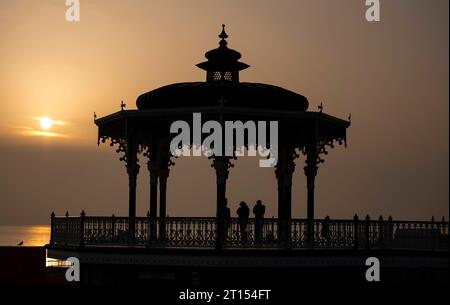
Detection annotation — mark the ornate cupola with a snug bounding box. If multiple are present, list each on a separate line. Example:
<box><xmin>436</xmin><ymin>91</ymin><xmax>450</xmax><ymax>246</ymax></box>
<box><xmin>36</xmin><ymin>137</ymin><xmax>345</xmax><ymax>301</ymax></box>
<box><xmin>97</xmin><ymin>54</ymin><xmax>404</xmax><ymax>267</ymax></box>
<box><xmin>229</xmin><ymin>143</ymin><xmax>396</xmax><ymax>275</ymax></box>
<box><xmin>136</xmin><ymin>24</ymin><xmax>309</xmax><ymax>111</ymax></box>
<box><xmin>196</xmin><ymin>24</ymin><xmax>250</xmax><ymax>83</ymax></box>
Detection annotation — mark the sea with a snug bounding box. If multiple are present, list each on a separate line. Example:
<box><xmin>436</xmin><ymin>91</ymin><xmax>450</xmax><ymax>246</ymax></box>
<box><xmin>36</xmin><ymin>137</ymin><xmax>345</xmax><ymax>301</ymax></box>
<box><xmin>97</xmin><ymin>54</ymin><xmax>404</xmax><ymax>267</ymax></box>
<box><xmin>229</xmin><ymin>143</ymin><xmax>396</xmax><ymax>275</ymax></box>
<box><xmin>0</xmin><ymin>225</ymin><xmax>50</xmax><ymax>246</ymax></box>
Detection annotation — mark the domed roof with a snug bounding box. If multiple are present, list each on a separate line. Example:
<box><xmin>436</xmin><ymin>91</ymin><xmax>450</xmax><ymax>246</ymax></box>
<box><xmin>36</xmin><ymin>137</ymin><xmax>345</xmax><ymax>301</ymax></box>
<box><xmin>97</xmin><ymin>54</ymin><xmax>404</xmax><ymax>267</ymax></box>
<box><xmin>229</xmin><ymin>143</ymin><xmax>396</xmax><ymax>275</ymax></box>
<box><xmin>136</xmin><ymin>82</ymin><xmax>309</xmax><ymax>111</ymax></box>
<box><xmin>136</xmin><ymin>25</ymin><xmax>309</xmax><ymax>111</ymax></box>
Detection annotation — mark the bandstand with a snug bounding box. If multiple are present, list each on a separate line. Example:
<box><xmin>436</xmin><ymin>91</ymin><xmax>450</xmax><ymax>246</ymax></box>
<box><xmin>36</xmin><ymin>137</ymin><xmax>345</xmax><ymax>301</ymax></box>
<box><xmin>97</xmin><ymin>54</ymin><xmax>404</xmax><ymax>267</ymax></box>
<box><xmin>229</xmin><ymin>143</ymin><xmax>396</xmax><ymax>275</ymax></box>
<box><xmin>47</xmin><ymin>26</ymin><xmax>449</xmax><ymax>287</ymax></box>
<box><xmin>88</xmin><ymin>25</ymin><xmax>348</xmax><ymax>248</ymax></box>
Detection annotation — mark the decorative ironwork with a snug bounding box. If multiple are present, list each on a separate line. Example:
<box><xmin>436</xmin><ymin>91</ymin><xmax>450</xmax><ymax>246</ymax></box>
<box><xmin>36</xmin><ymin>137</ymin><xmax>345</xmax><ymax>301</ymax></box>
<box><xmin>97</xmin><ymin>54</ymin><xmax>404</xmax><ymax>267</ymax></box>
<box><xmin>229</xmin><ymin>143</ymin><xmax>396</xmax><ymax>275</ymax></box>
<box><xmin>316</xmin><ymin>138</ymin><xmax>345</xmax><ymax>164</ymax></box>
<box><xmin>301</xmin><ymin>137</ymin><xmax>346</xmax><ymax>166</ymax></box>
<box><xmin>100</xmin><ymin>136</ymin><xmax>128</xmax><ymax>163</ymax></box>
<box><xmin>99</xmin><ymin>136</ymin><xmax>142</xmax><ymax>173</ymax></box>
<box><xmin>50</xmin><ymin>215</ymin><xmax>449</xmax><ymax>251</ymax></box>
<box><xmin>141</xmin><ymin>142</ymin><xmax>176</xmax><ymax>169</ymax></box>
<box><xmin>210</xmin><ymin>156</ymin><xmax>235</xmax><ymax>184</ymax></box>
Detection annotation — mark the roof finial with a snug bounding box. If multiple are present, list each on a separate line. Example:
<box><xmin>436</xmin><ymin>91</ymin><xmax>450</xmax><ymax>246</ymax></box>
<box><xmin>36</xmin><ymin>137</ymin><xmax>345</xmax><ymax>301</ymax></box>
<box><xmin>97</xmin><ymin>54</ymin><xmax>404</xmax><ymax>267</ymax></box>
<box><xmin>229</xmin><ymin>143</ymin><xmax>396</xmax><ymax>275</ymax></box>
<box><xmin>219</xmin><ymin>24</ymin><xmax>228</xmax><ymax>39</ymax></box>
<box><xmin>219</xmin><ymin>24</ymin><xmax>228</xmax><ymax>48</ymax></box>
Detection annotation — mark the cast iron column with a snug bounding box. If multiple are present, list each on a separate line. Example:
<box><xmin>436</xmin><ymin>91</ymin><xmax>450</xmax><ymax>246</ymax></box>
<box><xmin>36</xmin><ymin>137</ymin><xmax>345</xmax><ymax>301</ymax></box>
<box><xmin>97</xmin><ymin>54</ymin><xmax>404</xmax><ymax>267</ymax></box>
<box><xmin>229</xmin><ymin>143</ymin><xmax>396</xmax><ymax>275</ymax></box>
<box><xmin>147</xmin><ymin>141</ymin><xmax>159</xmax><ymax>219</ymax></box>
<box><xmin>159</xmin><ymin>166</ymin><xmax>170</xmax><ymax>240</ymax></box>
<box><xmin>304</xmin><ymin>142</ymin><xmax>318</xmax><ymax>245</ymax></box>
<box><xmin>147</xmin><ymin>159</ymin><xmax>158</xmax><ymax>241</ymax></box>
<box><xmin>275</xmin><ymin>146</ymin><xmax>295</xmax><ymax>245</ymax></box>
<box><xmin>213</xmin><ymin>156</ymin><xmax>231</xmax><ymax>249</ymax></box>
<box><xmin>159</xmin><ymin>168</ymin><xmax>169</xmax><ymax>219</ymax></box>
<box><xmin>148</xmin><ymin>162</ymin><xmax>158</xmax><ymax>219</ymax></box>
<box><xmin>126</xmin><ymin>137</ymin><xmax>139</xmax><ymax>242</ymax></box>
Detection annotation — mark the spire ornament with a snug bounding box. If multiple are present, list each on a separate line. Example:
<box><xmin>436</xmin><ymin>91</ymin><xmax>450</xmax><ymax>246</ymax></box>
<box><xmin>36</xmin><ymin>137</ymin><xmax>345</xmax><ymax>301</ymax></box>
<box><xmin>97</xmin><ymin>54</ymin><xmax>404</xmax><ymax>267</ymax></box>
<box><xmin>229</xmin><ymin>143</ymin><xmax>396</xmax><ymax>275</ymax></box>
<box><xmin>219</xmin><ymin>24</ymin><xmax>228</xmax><ymax>48</ymax></box>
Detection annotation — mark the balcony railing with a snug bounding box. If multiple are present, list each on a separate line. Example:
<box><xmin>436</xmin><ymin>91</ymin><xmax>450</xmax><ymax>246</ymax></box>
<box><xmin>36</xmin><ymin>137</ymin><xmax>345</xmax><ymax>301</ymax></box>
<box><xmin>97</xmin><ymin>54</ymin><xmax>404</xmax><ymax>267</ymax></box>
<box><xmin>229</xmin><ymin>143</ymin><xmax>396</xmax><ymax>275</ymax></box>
<box><xmin>50</xmin><ymin>215</ymin><xmax>449</xmax><ymax>250</ymax></box>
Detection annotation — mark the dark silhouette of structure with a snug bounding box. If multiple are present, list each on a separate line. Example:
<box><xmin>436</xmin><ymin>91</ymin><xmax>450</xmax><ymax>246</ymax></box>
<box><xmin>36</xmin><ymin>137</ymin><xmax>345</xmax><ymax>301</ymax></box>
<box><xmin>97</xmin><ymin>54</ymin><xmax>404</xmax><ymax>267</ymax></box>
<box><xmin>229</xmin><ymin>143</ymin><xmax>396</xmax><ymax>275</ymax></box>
<box><xmin>90</xmin><ymin>24</ymin><xmax>349</xmax><ymax>247</ymax></box>
<box><xmin>46</xmin><ymin>25</ymin><xmax>449</xmax><ymax>287</ymax></box>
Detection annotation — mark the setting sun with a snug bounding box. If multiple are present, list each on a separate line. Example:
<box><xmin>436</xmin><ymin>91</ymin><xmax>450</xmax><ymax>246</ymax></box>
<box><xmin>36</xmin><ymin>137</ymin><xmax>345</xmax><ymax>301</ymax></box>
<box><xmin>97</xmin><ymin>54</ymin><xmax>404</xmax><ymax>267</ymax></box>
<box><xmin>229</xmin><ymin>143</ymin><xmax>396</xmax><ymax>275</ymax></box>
<box><xmin>39</xmin><ymin>117</ymin><xmax>53</xmax><ymax>130</ymax></box>
<box><xmin>14</xmin><ymin>117</ymin><xmax>70</xmax><ymax>138</ymax></box>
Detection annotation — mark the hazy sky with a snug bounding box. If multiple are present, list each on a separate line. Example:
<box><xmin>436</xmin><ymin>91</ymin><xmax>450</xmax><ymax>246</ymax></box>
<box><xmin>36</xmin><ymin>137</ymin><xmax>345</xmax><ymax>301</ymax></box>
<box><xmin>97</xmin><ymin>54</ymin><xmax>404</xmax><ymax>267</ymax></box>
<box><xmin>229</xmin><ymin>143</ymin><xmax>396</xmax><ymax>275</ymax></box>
<box><xmin>0</xmin><ymin>0</ymin><xmax>448</xmax><ymax>225</ymax></box>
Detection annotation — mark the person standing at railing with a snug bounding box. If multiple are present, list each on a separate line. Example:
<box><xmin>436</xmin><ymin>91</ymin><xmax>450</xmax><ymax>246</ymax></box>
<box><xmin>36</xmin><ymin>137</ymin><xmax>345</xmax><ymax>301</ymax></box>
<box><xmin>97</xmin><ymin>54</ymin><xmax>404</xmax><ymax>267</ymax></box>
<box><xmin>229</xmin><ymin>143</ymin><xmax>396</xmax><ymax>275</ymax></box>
<box><xmin>321</xmin><ymin>216</ymin><xmax>331</xmax><ymax>245</ymax></box>
<box><xmin>253</xmin><ymin>200</ymin><xmax>266</xmax><ymax>243</ymax></box>
<box><xmin>237</xmin><ymin>201</ymin><xmax>250</xmax><ymax>243</ymax></box>
<box><xmin>222</xmin><ymin>198</ymin><xmax>232</xmax><ymax>241</ymax></box>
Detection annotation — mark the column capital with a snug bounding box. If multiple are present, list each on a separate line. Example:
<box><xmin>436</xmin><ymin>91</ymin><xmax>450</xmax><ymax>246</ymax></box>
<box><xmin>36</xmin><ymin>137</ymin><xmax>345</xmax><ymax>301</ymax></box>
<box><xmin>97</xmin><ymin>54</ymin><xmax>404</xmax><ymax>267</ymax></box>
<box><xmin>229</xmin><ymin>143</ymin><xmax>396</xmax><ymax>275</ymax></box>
<box><xmin>147</xmin><ymin>160</ymin><xmax>161</xmax><ymax>186</ymax></box>
<box><xmin>147</xmin><ymin>151</ymin><xmax>174</xmax><ymax>183</ymax></box>
<box><xmin>212</xmin><ymin>156</ymin><xmax>233</xmax><ymax>184</ymax></box>
<box><xmin>275</xmin><ymin>160</ymin><xmax>296</xmax><ymax>187</ymax></box>
<box><xmin>303</xmin><ymin>141</ymin><xmax>319</xmax><ymax>180</ymax></box>
<box><xmin>126</xmin><ymin>163</ymin><xmax>140</xmax><ymax>175</ymax></box>
<box><xmin>303</xmin><ymin>163</ymin><xmax>318</xmax><ymax>178</ymax></box>
<box><xmin>147</xmin><ymin>159</ymin><xmax>160</xmax><ymax>172</ymax></box>
<box><xmin>275</xmin><ymin>146</ymin><xmax>297</xmax><ymax>187</ymax></box>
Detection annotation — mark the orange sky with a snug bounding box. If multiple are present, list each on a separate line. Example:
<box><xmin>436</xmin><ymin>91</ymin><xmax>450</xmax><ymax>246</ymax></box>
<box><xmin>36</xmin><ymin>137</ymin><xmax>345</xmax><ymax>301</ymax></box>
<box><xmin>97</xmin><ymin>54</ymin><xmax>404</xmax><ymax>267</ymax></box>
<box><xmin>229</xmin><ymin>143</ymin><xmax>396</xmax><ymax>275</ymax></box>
<box><xmin>0</xmin><ymin>0</ymin><xmax>448</xmax><ymax>224</ymax></box>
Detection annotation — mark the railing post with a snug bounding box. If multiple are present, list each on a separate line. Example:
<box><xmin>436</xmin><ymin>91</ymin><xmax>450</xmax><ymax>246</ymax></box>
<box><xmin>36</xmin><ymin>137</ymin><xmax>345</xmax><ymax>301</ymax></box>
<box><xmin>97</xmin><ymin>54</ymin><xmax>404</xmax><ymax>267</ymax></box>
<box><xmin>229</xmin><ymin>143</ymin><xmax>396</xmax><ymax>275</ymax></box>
<box><xmin>159</xmin><ymin>217</ymin><xmax>166</xmax><ymax>242</ymax></box>
<box><xmin>271</xmin><ymin>217</ymin><xmax>275</xmax><ymax>245</ymax></box>
<box><xmin>429</xmin><ymin>216</ymin><xmax>436</xmax><ymax>250</ymax></box>
<box><xmin>50</xmin><ymin>212</ymin><xmax>55</xmax><ymax>245</ymax></box>
<box><xmin>111</xmin><ymin>214</ymin><xmax>116</xmax><ymax>243</ymax></box>
<box><xmin>365</xmin><ymin>214</ymin><xmax>370</xmax><ymax>250</ymax></box>
<box><xmin>378</xmin><ymin>215</ymin><xmax>384</xmax><ymax>248</ymax></box>
<box><xmin>353</xmin><ymin>214</ymin><xmax>359</xmax><ymax>250</ymax></box>
<box><xmin>388</xmin><ymin>216</ymin><xmax>393</xmax><ymax>245</ymax></box>
<box><xmin>147</xmin><ymin>211</ymin><xmax>156</xmax><ymax>243</ymax></box>
<box><xmin>323</xmin><ymin>216</ymin><xmax>331</xmax><ymax>246</ymax></box>
<box><xmin>442</xmin><ymin>216</ymin><xmax>447</xmax><ymax>236</ymax></box>
<box><xmin>307</xmin><ymin>219</ymin><xmax>314</xmax><ymax>247</ymax></box>
<box><xmin>442</xmin><ymin>217</ymin><xmax>448</xmax><ymax>242</ymax></box>
<box><xmin>80</xmin><ymin>210</ymin><xmax>86</xmax><ymax>247</ymax></box>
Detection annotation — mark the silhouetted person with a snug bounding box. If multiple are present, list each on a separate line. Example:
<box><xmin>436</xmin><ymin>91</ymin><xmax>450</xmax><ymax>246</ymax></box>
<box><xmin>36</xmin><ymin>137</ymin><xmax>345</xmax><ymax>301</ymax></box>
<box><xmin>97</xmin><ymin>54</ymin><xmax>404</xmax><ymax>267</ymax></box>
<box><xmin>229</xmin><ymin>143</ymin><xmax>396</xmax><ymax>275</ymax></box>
<box><xmin>237</xmin><ymin>201</ymin><xmax>250</xmax><ymax>242</ymax></box>
<box><xmin>253</xmin><ymin>200</ymin><xmax>266</xmax><ymax>242</ymax></box>
<box><xmin>222</xmin><ymin>198</ymin><xmax>231</xmax><ymax>241</ymax></box>
<box><xmin>321</xmin><ymin>216</ymin><xmax>331</xmax><ymax>244</ymax></box>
